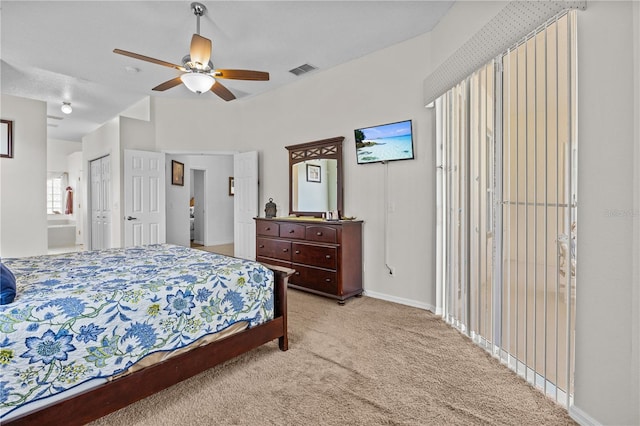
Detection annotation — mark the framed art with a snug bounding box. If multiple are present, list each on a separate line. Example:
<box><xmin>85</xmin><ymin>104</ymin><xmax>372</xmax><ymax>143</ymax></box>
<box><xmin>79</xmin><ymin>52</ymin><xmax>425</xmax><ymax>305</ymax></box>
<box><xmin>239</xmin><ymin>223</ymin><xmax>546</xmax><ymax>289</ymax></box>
<box><xmin>172</xmin><ymin>160</ymin><xmax>184</xmax><ymax>186</ymax></box>
<box><xmin>1</xmin><ymin>119</ymin><xmax>14</xmax><ymax>158</ymax></box>
<box><xmin>229</xmin><ymin>177</ymin><xmax>235</xmax><ymax>196</ymax></box>
<box><xmin>306</xmin><ymin>164</ymin><xmax>321</xmax><ymax>183</ymax></box>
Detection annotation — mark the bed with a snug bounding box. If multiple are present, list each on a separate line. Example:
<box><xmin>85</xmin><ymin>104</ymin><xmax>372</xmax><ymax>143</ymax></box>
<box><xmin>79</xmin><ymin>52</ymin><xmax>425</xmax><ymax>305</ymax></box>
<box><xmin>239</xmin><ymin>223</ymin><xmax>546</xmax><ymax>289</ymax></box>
<box><xmin>0</xmin><ymin>244</ymin><xmax>292</xmax><ymax>425</ymax></box>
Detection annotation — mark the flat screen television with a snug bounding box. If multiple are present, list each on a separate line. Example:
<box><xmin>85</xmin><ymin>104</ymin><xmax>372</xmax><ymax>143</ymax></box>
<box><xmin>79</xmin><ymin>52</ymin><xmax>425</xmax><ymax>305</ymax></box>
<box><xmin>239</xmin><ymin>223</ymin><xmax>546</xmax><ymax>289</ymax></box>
<box><xmin>354</xmin><ymin>119</ymin><xmax>414</xmax><ymax>164</ymax></box>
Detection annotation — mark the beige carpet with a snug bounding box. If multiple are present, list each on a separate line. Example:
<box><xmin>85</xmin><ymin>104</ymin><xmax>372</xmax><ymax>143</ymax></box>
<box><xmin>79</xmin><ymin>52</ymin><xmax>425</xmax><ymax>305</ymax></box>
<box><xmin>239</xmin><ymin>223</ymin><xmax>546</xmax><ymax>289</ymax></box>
<box><xmin>91</xmin><ymin>290</ymin><xmax>575</xmax><ymax>425</ymax></box>
<box><xmin>195</xmin><ymin>243</ymin><xmax>234</xmax><ymax>257</ymax></box>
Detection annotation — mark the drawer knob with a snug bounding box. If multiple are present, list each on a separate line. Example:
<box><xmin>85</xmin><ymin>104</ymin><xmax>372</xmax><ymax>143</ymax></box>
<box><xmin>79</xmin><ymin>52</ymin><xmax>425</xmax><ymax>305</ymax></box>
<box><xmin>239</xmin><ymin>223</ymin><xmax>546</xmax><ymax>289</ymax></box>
<box><xmin>325</xmin><ymin>278</ymin><xmax>331</xmax><ymax>282</ymax></box>
<box><xmin>282</xmin><ymin>248</ymin><xmax>289</xmax><ymax>252</ymax></box>
<box><xmin>289</xmin><ymin>229</ymin><xmax>295</xmax><ymax>234</ymax></box>
<box><xmin>295</xmin><ymin>272</ymin><xmax>300</xmax><ymax>276</ymax></box>
<box><xmin>295</xmin><ymin>250</ymin><xmax>300</xmax><ymax>254</ymax></box>
<box><xmin>325</xmin><ymin>255</ymin><xmax>331</xmax><ymax>259</ymax></box>
<box><xmin>316</xmin><ymin>232</ymin><xmax>323</xmax><ymax>236</ymax></box>
<box><xmin>259</xmin><ymin>244</ymin><xmax>265</xmax><ymax>248</ymax></box>
<box><xmin>265</xmin><ymin>227</ymin><xmax>271</xmax><ymax>231</ymax></box>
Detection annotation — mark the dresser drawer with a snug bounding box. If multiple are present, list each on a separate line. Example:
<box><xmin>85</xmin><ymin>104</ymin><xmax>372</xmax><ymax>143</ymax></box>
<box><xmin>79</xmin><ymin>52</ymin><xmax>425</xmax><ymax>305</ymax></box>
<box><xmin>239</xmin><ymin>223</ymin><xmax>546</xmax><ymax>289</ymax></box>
<box><xmin>256</xmin><ymin>238</ymin><xmax>292</xmax><ymax>261</ymax></box>
<box><xmin>256</xmin><ymin>256</ymin><xmax>292</xmax><ymax>270</ymax></box>
<box><xmin>256</xmin><ymin>222</ymin><xmax>280</xmax><ymax>237</ymax></box>
<box><xmin>292</xmin><ymin>243</ymin><xmax>337</xmax><ymax>270</ymax></box>
<box><xmin>290</xmin><ymin>264</ymin><xmax>338</xmax><ymax>295</ymax></box>
<box><xmin>306</xmin><ymin>225</ymin><xmax>338</xmax><ymax>243</ymax></box>
<box><xmin>279</xmin><ymin>223</ymin><xmax>305</xmax><ymax>239</ymax></box>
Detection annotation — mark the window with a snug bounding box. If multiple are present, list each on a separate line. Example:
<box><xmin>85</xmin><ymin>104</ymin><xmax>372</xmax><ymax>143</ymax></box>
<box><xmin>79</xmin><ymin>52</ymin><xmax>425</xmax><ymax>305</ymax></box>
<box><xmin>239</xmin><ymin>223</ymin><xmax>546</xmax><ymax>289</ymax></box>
<box><xmin>47</xmin><ymin>176</ymin><xmax>64</xmax><ymax>214</ymax></box>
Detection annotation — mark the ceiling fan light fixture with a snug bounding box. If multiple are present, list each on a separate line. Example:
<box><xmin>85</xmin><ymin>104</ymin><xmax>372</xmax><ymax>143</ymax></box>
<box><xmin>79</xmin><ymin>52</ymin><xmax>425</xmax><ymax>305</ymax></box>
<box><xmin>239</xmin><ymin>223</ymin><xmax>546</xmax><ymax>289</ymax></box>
<box><xmin>181</xmin><ymin>73</ymin><xmax>214</xmax><ymax>94</ymax></box>
<box><xmin>61</xmin><ymin>102</ymin><xmax>72</xmax><ymax>114</ymax></box>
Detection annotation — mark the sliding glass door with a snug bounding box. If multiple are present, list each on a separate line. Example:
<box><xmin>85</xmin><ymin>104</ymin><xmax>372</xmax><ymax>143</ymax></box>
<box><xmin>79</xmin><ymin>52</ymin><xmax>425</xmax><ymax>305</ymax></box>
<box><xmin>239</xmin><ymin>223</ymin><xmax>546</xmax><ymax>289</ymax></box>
<box><xmin>438</xmin><ymin>11</ymin><xmax>577</xmax><ymax>408</ymax></box>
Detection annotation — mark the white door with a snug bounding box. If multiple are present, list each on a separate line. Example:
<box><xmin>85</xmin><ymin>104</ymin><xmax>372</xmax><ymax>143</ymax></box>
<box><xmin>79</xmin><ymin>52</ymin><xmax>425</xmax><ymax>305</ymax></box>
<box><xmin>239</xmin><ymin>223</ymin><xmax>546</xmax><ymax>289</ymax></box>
<box><xmin>233</xmin><ymin>151</ymin><xmax>258</xmax><ymax>260</ymax></box>
<box><xmin>90</xmin><ymin>155</ymin><xmax>111</xmax><ymax>250</ymax></box>
<box><xmin>124</xmin><ymin>150</ymin><xmax>166</xmax><ymax>247</ymax></box>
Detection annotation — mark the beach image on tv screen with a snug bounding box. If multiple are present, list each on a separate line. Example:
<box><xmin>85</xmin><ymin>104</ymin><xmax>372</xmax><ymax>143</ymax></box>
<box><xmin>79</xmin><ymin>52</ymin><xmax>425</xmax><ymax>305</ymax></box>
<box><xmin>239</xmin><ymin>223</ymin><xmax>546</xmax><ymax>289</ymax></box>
<box><xmin>355</xmin><ymin>120</ymin><xmax>413</xmax><ymax>163</ymax></box>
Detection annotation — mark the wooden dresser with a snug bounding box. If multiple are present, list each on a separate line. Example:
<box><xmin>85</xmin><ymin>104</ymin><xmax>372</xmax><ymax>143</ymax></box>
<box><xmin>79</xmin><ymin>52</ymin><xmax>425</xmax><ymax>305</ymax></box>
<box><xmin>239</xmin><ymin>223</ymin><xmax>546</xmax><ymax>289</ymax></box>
<box><xmin>255</xmin><ymin>218</ymin><xmax>363</xmax><ymax>303</ymax></box>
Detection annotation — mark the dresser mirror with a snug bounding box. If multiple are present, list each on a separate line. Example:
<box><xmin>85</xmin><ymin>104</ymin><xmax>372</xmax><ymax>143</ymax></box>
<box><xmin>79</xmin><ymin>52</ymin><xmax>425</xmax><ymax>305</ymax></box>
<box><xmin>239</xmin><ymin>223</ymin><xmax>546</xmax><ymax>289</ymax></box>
<box><xmin>286</xmin><ymin>136</ymin><xmax>344</xmax><ymax>218</ymax></box>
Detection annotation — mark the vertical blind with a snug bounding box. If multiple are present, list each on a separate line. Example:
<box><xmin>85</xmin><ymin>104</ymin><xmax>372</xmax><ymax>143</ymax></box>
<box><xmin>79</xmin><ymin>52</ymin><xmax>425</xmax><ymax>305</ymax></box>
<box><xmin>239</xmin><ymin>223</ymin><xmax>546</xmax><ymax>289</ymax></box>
<box><xmin>438</xmin><ymin>10</ymin><xmax>577</xmax><ymax>408</ymax></box>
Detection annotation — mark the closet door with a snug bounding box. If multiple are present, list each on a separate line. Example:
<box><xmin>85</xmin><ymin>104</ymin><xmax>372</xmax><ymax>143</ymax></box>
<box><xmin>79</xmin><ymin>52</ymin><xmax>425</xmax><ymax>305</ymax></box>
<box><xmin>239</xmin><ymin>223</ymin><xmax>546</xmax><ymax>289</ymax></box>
<box><xmin>90</xmin><ymin>156</ymin><xmax>111</xmax><ymax>250</ymax></box>
<box><xmin>101</xmin><ymin>156</ymin><xmax>112</xmax><ymax>249</ymax></box>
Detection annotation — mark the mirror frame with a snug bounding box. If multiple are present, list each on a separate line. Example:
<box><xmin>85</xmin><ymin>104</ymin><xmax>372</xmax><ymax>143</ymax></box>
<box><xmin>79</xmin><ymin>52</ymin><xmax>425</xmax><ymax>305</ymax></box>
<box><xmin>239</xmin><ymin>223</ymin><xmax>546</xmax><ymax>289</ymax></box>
<box><xmin>285</xmin><ymin>136</ymin><xmax>344</xmax><ymax>218</ymax></box>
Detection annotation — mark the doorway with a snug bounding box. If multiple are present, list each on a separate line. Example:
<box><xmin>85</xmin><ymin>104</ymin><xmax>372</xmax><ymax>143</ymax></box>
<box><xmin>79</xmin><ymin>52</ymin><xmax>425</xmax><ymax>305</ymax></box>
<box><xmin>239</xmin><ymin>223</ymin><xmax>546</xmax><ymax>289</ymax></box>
<box><xmin>190</xmin><ymin>169</ymin><xmax>206</xmax><ymax>247</ymax></box>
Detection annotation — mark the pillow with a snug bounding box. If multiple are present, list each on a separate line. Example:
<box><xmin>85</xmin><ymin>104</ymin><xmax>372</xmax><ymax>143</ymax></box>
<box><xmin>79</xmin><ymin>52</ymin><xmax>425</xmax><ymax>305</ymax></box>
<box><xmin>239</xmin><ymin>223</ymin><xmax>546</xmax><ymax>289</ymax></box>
<box><xmin>0</xmin><ymin>262</ymin><xmax>16</xmax><ymax>305</ymax></box>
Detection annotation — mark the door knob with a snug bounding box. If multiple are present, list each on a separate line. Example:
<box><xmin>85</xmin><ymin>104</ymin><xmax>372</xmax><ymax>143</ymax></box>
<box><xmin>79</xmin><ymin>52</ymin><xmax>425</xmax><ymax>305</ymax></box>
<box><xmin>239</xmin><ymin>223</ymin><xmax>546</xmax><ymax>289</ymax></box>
<box><xmin>126</xmin><ymin>216</ymin><xmax>137</xmax><ymax>221</ymax></box>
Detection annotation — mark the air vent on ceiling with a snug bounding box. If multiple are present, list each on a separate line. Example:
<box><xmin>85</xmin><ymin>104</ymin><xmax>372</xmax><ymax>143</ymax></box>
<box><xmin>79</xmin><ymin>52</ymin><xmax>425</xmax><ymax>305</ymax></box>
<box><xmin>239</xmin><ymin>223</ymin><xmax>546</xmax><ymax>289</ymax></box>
<box><xmin>289</xmin><ymin>63</ymin><xmax>317</xmax><ymax>76</ymax></box>
<box><xmin>47</xmin><ymin>115</ymin><xmax>63</xmax><ymax>121</ymax></box>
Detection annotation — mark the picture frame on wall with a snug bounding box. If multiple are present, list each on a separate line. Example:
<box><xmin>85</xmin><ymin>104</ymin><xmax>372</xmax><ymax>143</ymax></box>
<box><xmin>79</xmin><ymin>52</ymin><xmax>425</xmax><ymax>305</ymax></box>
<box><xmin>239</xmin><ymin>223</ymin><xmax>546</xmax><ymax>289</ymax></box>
<box><xmin>1</xmin><ymin>119</ymin><xmax>14</xmax><ymax>158</ymax></box>
<box><xmin>229</xmin><ymin>177</ymin><xmax>235</xmax><ymax>196</ymax></box>
<box><xmin>306</xmin><ymin>164</ymin><xmax>321</xmax><ymax>183</ymax></box>
<box><xmin>172</xmin><ymin>160</ymin><xmax>184</xmax><ymax>186</ymax></box>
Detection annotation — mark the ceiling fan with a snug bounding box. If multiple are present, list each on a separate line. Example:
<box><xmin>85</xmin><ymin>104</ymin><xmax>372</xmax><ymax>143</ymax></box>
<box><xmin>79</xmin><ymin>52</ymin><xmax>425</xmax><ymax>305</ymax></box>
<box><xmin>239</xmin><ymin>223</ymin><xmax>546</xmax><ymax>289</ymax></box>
<box><xmin>113</xmin><ymin>2</ymin><xmax>269</xmax><ymax>101</ymax></box>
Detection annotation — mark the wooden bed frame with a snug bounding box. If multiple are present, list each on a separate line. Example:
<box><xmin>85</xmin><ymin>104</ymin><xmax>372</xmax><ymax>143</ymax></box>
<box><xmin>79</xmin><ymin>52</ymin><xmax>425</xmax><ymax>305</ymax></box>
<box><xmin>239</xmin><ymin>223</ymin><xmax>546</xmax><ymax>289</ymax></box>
<box><xmin>4</xmin><ymin>264</ymin><xmax>293</xmax><ymax>426</ymax></box>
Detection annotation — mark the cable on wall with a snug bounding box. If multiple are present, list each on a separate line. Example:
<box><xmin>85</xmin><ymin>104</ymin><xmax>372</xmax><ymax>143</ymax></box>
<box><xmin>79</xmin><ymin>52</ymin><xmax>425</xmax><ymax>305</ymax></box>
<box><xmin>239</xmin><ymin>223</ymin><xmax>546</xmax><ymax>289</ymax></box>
<box><xmin>383</xmin><ymin>160</ymin><xmax>394</xmax><ymax>275</ymax></box>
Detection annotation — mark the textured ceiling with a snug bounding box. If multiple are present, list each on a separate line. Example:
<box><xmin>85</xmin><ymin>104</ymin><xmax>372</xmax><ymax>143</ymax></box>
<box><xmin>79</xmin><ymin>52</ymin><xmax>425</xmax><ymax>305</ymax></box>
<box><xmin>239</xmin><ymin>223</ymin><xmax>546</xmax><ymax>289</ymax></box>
<box><xmin>1</xmin><ymin>1</ymin><xmax>454</xmax><ymax>142</ymax></box>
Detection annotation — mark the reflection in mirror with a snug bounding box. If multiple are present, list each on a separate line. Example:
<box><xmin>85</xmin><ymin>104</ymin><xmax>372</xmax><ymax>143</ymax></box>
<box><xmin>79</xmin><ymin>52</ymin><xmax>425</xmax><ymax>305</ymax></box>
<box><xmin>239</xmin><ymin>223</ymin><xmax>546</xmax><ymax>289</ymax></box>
<box><xmin>292</xmin><ymin>159</ymin><xmax>338</xmax><ymax>213</ymax></box>
<box><xmin>287</xmin><ymin>136</ymin><xmax>343</xmax><ymax>217</ymax></box>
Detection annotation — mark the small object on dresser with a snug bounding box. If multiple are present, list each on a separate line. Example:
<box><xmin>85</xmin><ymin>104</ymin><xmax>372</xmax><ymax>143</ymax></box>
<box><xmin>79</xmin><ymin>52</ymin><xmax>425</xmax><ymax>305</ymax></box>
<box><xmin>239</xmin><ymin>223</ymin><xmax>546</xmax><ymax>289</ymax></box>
<box><xmin>326</xmin><ymin>210</ymin><xmax>339</xmax><ymax>221</ymax></box>
<box><xmin>265</xmin><ymin>198</ymin><xmax>277</xmax><ymax>218</ymax></box>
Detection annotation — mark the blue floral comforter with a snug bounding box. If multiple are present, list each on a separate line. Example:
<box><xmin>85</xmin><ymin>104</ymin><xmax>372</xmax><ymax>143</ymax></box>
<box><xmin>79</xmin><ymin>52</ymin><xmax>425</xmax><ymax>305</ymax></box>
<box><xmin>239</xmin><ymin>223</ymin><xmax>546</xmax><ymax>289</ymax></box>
<box><xmin>0</xmin><ymin>244</ymin><xmax>274</xmax><ymax>418</ymax></box>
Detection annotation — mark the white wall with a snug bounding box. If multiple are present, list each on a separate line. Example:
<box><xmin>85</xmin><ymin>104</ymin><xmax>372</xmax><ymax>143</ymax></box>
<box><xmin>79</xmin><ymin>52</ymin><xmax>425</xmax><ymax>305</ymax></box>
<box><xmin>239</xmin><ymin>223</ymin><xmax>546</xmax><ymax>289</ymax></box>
<box><xmin>0</xmin><ymin>95</ymin><xmax>48</xmax><ymax>257</ymax></box>
<box><xmin>295</xmin><ymin>159</ymin><xmax>329</xmax><ymax>212</ymax></box>
<box><xmin>573</xmin><ymin>2</ymin><xmax>639</xmax><ymax>424</ymax></box>
<box><xmin>633</xmin><ymin>2</ymin><xmax>640</xmax><ymax>423</ymax></box>
<box><xmin>67</xmin><ymin>151</ymin><xmax>83</xmax><ymax>244</ymax></box>
<box><xmin>47</xmin><ymin>139</ymin><xmax>81</xmax><ymax>172</ymax></box>
<box><xmin>166</xmin><ymin>155</ymin><xmax>190</xmax><ymax>247</ymax></box>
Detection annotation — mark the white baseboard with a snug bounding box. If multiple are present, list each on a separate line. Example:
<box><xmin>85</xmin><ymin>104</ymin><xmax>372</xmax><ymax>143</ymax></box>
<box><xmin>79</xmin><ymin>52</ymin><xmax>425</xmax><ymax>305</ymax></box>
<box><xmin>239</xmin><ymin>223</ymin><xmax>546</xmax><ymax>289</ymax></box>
<box><xmin>363</xmin><ymin>290</ymin><xmax>436</xmax><ymax>313</ymax></box>
<box><xmin>570</xmin><ymin>404</ymin><xmax>602</xmax><ymax>426</ymax></box>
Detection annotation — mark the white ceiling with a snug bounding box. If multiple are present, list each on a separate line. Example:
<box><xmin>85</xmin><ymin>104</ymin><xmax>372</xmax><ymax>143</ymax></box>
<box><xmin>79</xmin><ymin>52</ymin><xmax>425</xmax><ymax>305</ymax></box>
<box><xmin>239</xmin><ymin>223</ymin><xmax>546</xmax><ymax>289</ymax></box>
<box><xmin>1</xmin><ymin>1</ymin><xmax>454</xmax><ymax>142</ymax></box>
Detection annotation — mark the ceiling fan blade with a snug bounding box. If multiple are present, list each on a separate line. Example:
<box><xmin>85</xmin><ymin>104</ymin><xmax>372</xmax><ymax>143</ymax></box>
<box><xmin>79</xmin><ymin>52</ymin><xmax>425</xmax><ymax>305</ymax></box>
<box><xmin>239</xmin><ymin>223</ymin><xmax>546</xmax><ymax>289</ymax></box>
<box><xmin>214</xmin><ymin>69</ymin><xmax>270</xmax><ymax>81</ymax></box>
<box><xmin>152</xmin><ymin>77</ymin><xmax>184</xmax><ymax>92</ymax></box>
<box><xmin>211</xmin><ymin>80</ymin><xmax>236</xmax><ymax>101</ymax></box>
<box><xmin>190</xmin><ymin>34</ymin><xmax>212</xmax><ymax>67</ymax></box>
<box><xmin>113</xmin><ymin>49</ymin><xmax>186</xmax><ymax>71</ymax></box>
